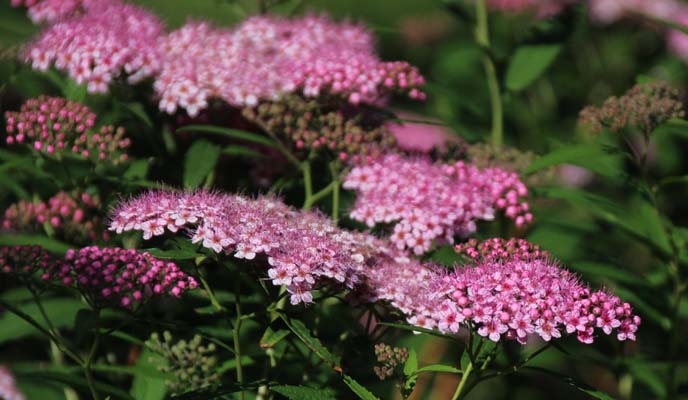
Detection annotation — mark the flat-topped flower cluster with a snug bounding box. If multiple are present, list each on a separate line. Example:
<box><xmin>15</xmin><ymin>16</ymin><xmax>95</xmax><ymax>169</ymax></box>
<box><xmin>343</xmin><ymin>155</ymin><xmax>532</xmax><ymax>254</ymax></box>
<box><xmin>109</xmin><ymin>190</ymin><xmax>413</xmax><ymax>305</ymax></box>
<box><xmin>366</xmin><ymin>238</ymin><xmax>640</xmax><ymax>344</ymax></box>
<box><xmin>156</xmin><ymin>15</ymin><xmax>425</xmax><ymax>116</ymax></box>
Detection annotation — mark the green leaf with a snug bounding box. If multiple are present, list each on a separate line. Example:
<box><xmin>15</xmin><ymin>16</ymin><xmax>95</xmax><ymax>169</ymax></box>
<box><xmin>144</xmin><ymin>248</ymin><xmax>199</xmax><ymax>260</ymax></box>
<box><xmin>524</xmin><ymin>143</ymin><xmax>622</xmax><ymax>179</ymax></box>
<box><xmin>626</xmin><ymin>361</ymin><xmax>666</xmax><ymax>398</ymax></box>
<box><xmin>271</xmin><ymin>385</ymin><xmax>336</xmax><ymax>400</ymax></box>
<box><xmin>403</xmin><ymin>349</ymin><xmax>418</xmax><ymax>393</ymax></box>
<box><xmin>523</xmin><ymin>366</ymin><xmax>616</xmax><ymax>400</ymax></box>
<box><xmin>260</xmin><ymin>327</ymin><xmax>290</xmax><ymax>349</ymax></box>
<box><xmin>570</xmin><ymin>262</ymin><xmax>647</xmax><ymax>286</ymax></box>
<box><xmin>16</xmin><ymin>371</ymin><xmax>134</xmax><ymax>400</ymax></box>
<box><xmin>177</xmin><ymin>125</ymin><xmax>275</xmax><ymax>147</ymax></box>
<box><xmin>222</xmin><ymin>145</ymin><xmax>265</xmax><ymax>158</ymax></box>
<box><xmin>460</xmin><ymin>350</ymin><xmax>471</xmax><ymax>372</ymax></box>
<box><xmin>411</xmin><ymin>364</ymin><xmax>462</xmax><ymax>376</ymax></box>
<box><xmin>0</xmin><ymin>298</ymin><xmax>84</xmax><ymax>344</ymax></box>
<box><xmin>278</xmin><ymin>314</ymin><xmax>340</xmax><ymax>370</ymax></box>
<box><xmin>131</xmin><ymin>348</ymin><xmax>166</xmax><ymax>400</ymax></box>
<box><xmin>62</xmin><ymin>79</ymin><xmax>87</xmax><ymax>102</ymax></box>
<box><xmin>173</xmin><ymin>382</ymin><xmax>263</xmax><ymax>400</ymax></box>
<box><xmin>0</xmin><ymin>234</ymin><xmax>71</xmax><ymax>254</ymax></box>
<box><xmin>121</xmin><ymin>102</ymin><xmax>154</xmax><ymax>127</ymax></box>
<box><xmin>343</xmin><ymin>375</ymin><xmax>379</xmax><ymax>400</ymax></box>
<box><xmin>123</xmin><ymin>159</ymin><xmax>151</xmax><ymax>180</ymax></box>
<box><xmin>378</xmin><ymin>322</ymin><xmax>460</xmax><ymax>341</ymax></box>
<box><xmin>505</xmin><ymin>44</ymin><xmax>561</xmax><ymax>91</ymax></box>
<box><xmin>183</xmin><ymin>139</ymin><xmax>221</xmax><ymax>189</ymax></box>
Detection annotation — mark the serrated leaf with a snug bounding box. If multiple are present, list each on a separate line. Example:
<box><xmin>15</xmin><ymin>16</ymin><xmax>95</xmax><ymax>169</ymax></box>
<box><xmin>505</xmin><ymin>44</ymin><xmax>561</xmax><ymax>91</ymax></box>
<box><xmin>378</xmin><ymin>322</ymin><xmax>460</xmax><ymax>341</ymax></box>
<box><xmin>343</xmin><ymin>375</ymin><xmax>379</xmax><ymax>400</ymax></box>
<box><xmin>260</xmin><ymin>327</ymin><xmax>290</xmax><ymax>349</ymax></box>
<box><xmin>411</xmin><ymin>364</ymin><xmax>462</xmax><ymax>376</ymax></box>
<box><xmin>222</xmin><ymin>145</ymin><xmax>265</xmax><ymax>158</ymax></box>
<box><xmin>177</xmin><ymin>125</ymin><xmax>275</xmax><ymax>147</ymax></box>
<box><xmin>131</xmin><ymin>348</ymin><xmax>166</xmax><ymax>400</ymax></box>
<box><xmin>403</xmin><ymin>349</ymin><xmax>418</xmax><ymax>393</ymax></box>
<box><xmin>523</xmin><ymin>366</ymin><xmax>616</xmax><ymax>400</ymax></box>
<box><xmin>183</xmin><ymin>139</ymin><xmax>221</xmax><ymax>189</ymax></box>
<box><xmin>144</xmin><ymin>248</ymin><xmax>199</xmax><ymax>260</ymax></box>
<box><xmin>278</xmin><ymin>315</ymin><xmax>340</xmax><ymax>370</ymax></box>
<box><xmin>271</xmin><ymin>385</ymin><xmax>336</xmax><ymax>400</ymax></box>
<box><xmin>123</xmin><ymin>159</ymin><xmax>150</xmax><ymax>180</ymax></box>
<box><xmin>0</xmin><ymin>298</ymin><xmax>84</xmax><ymax>344</ymax></box>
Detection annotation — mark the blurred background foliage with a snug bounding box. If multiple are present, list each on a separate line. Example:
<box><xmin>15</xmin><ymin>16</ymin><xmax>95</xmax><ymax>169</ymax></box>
<box><xmin>1</xmin><ymin>0</ymin><xmax>688</xmax><ymax>399</ymax></box>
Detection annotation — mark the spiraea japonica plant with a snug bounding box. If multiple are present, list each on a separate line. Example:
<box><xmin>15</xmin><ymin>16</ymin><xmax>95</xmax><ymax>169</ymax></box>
<box><xmin>1</xmin><ymin>0</ymin><xmax>688</xmax><ymax>399</ymax></box>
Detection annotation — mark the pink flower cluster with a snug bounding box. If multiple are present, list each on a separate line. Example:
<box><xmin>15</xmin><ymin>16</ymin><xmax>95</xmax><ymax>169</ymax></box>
<box><xmin>588</xmin><ymin>0</ymin><xmax>688</xmax><ymax>61</ymax></box>
<box><xmin>2</xmin><ymin>191</ymin><xmax>107</xmax><ymax>244</ymax></box>
<box><xmin>0</xmin><ymin>366</ymin><xmax>24</xmax><ymax>400</ymax></box>
<box><xmin>343</xmin><ymin>155</ymin><xmax>532</xmax><ymax>255</ymax></box>
<box><xmin>11</xmin><ymin>0</ymin><xmax>86</xmax><ymax>24</ymax></box>
<box><xmin>455</xmin><ymin>237</ymin><xmax>549</xmax><ymax>262</ymax></box>
<box><xmin>156</xmin><ymin>16</ymin><xmax>425</xmax><ymax>117</ymax></box>
<box><xmin>0</xmin><ymin>245</ymin><xmax>64</xmax><ymax>276</ymax></box>
<box><xmin>365</xmin><ymin>243</ymin><xmax>640</xmax><ymax>344</ymax></box>
<box><xmin>23</xmin><ymin>0</ymin><xmax>163</xmax><ymax>93</ymax></box>
<box><xmin>41</xmin><ymin>246</ymin><xmax>197</xmax><ymax>309</ymax></box>
<box><xmin>109</xmin><ymin>190</ymin><xmax>408</xmax><ymax>305</ymax></box>
<box><xmin>388</xmin><ymin>112</ymin><xmax>461</xmax><ymax>154</ymax></box>
<box><xmin>4</xmin><ymin>96</ymin><xmax>130</xmax><ymax>164</ymax></box>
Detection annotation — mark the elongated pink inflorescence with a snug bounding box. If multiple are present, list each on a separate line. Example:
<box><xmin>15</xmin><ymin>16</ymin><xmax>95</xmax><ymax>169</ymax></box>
<box><xmin>343</xmin><ymin>154</ymin><xmax>532</xmax><ymax>255</ymax></box>
<box><xmin>155</xmin><ymin>15</ymin><xmax>425</xmax><ymax>116</ymax></box>
<box><xmin>0</xmin><ymin>366</ymin><xmax>24</xmax><ymax>400</ymax></box>
<box><xmin>41</xmin><ymin>246</ymin><xmax>197</xmax><ymax>309</ymax></box>
<box><xmin>4</xmin><ymin>96</ymin><xmax>130</xmax><ymax>164</ymax></box>
<box><xmin>109</xmin><ymin>190</ymin><xmax>411</xmax><ymax>305</ymax></box>
<box><xmin>365</xmin><ymin>241</ymin><xmax>640</xmax><ymax>344</ymax></box>
<box><xmin>23</xmin><ymin>0</ymin><xmax>163</xmax><ymax>93</ymax></box>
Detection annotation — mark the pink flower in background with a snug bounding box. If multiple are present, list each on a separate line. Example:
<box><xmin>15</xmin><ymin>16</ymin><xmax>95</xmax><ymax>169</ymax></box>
<box><xmin>487</xmin><ymin>0</ymin><xmax>573</xmax><ymax>17</ymax></box>
<box><xmin>0</xmin><ymin>366</ymin><xmax>24</xmax><ymax>400</ymax></box>
<box><xmin>11</xmin><ymin>0</ymin><xmax>84</xmax><ymax>24</ymax></box>
<box><xmin>343</xmin><ymin>155</ymin><xmax>532</xmax><ymax>254</ymax></box>
<box><xmin>23</xmin><ymin>0</ymin><xmax>163</xmax><ymax>93</ymax></box>
<box><xmin>667</xmin><ymin>12</ymin><xmax>688</xmax><ymax>60</ymax></box>
<box><xmin>588</xmin><ymin>0</ymin><xmax>680</xmax><ymax>23</ymax></box>
<box><xmin>4</xmin><ymin>96</ymin><xmax>130</xmax><ymax>164</ymax></box>
<box><xmin>156</xmin><ymin>15</ymin><xmax>425</xmax><ymax>116</ymax></box>
<box><xmin>2</xmin><ymin>191</ymin><xmax>107</xmax><ymax>244</ymax></box>
<box><xmin>41</xmin><ymin>246</ymin><xmax>198</xmax><ymax>309</ymax></box>
<box><xmin>455</xmin><ymin>237</ymin><xmax>549</xmax><ymax>262</ymax></box>
<box><xmin>388</xmin><ymin>113</ymin><xmax>460</xmax><ymax>153</ymax></box>
<box><xmin>109</xmin><ymin>190</ymin><xmax>411</xmax><ymax>305</ymax></box>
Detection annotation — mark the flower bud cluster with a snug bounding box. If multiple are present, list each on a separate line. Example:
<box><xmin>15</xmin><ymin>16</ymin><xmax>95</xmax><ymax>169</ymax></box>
<box><xmin>455</xmin><ymin>237</ymin><xmax>549</xmax><ymax>262</ymax></box>
<box><xmin>579</xmin><ymin>81</ymin><xmax>684</xmax><ymax>135</ymax></box>
<box><xmin>373</xmin><ymin>343</ymin><xmax>409</xmax><ymax>381</ymax></box>
<box><xmin>242</xmin><ymin>95</ymin><xmax>394</xmax><ymax>160</ymax></box>
<box><xmin>23</xmin><ymin>0</ymin><xmax>163</xmax><ymax>93</ymax></box>
<box><xmin>41</xmin><ymin>246</ymin><xmax>198</xmax><ymax>309</ymax></box>
<box><xmin>2</xmin><ymin>191</ymin><xmax>106</xmax><ymax>244</ymax></box>
<box><xmin>344</xmin><ymin>155</ymin><xmax>532</xmax><ymax>255</ymax></box>
<box><xmin>4</xmin><ymin>96</ymin><xmax>130</xmax><ymax>164</ymax></box>
<box><xmin>156</xmin><ymin>16</ymin><xmax>425</xmax><ymax>117</ymax></box>
<box><xmin>145</xmin><ymin>331</ymin><xmax>219</xmax><ymax>394</ymax></box>
<box><xmin>0</xmin><ymin>366</ymin><xmax>24</xmax><ymax>400</ymax></box>
<box><xmin>0</xmin><ymin>245</ymin><xmax>64</xmax><ymax>277</ymax></box>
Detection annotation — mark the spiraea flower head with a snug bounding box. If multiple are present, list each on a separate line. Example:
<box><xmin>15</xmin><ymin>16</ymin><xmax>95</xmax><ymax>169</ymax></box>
<box><xmin>241</xmin><ymin>94</ymin><xmax>396</xmax><ymax>160</ymax></box>
<box><xmin>4</xmin><ymin>96</ymin><xmax>130</xmax><ymax>164</ymax></box>
<box><xmin>23</xmin><ymin>0</ymin><xmax>163</xmax><ymax>93</ymax></box>
<box><xmin>455</xmin><ymin>237</ymin><xmax>549</xmax><ymax>262</ymax></box>
<box><xmin>109</xmin><ymin>190</ymin><xmax>409</xmax><ymax>305</ymax></box>
<box><xmin>2</xmin><ymin>191</ymin><xmax>107</xmax><ymax>244</ymax></box>
<box><xmin>145</xmin><ymin>331</ymin><xmax>219</xmax><ymax>394</ymax></box>
<box><xmin>0</xmin><ymin>366</ymin><xmax>24</xmax><ymax>400</ymax></box>
<box><xmin>343</xmin><ymin>154</ymin><xmax>532</xmax><ymax>255</ymax></box>
<box><xmin>364</xmin><ymin>246</ymin><xmax>640</xmax><ymax>345</ymax></box>
<box><xmin>156</xmin><ymin>15</ymin><xmax>425</xmax><ymax>117</ymax></box>
<box><xmin>12</xmin><ymin>0</ymin><xmax>88</xmax><ymax>24</ymax></box>
<box><xmin>0</xmin><ymin>245</ymin><xmax>65</xmax><ymax>278</ymax></box>
<box><xmin>579</xmin><ymin>81</ymin><xmax>685</xmax><ymax>135</ymax></box>
<box><xmin>41</xmin><ymin>246</ymin><xmax>198</xmax><ymax>309</ymax></box>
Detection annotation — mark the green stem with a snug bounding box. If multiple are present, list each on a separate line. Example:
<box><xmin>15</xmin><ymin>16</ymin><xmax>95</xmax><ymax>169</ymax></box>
<box><xmin>475</xmin><ymin>0</ymin><xmax>503</xmax><ymax>147</ymax></box>
<box><xmin>301</xmin><ymin>160</ymin><xmax>314</xmax><ymax>210</ymax></box>
<box><xmin>329</xmin><ymin>162</ymin><xmax>340</xmax><ymax>224</ymax></box>
<box><xmin>233</xmin><ymin>280</ymin><xmax>245</xmax><ymax>400</ymax></box>
<box><xmin>452</xmin><ymin>360</ymin><xmax>473</xmax><ymax>400</ymax></box>
<box><xmin>197</xmin><ymin>268</ymin><xmax>225</xmax><ymax>312</ymax></box>
<box><xmin>84</xmin><ymin>309</ymin><xmax>101</xmax><ymax>400</ymax></box>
